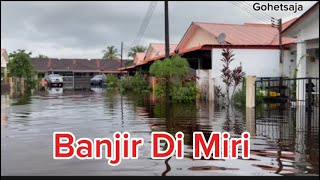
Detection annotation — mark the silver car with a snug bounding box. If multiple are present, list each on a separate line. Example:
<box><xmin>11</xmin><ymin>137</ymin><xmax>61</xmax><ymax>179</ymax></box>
<box><xmin>45</xmin><ymin>74</ymin><xmax>63</xmax><ymax>87</ymax></box>
<box><xmin>90</xmin><ymin>74</ymin><xmax>106</xmax><ymax>86</ymax></box>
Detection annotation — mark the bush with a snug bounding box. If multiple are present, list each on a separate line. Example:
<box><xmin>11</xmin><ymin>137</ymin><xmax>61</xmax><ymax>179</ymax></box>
<box><xmin>154</xmin><ymin>81</ymin><xmax>197</xmax><ymax>103</ymax></box>
<box><xmin>233</xmin><ymin>88</ymin><xmax>246</xmax><ymax>107</ymax></box>
<box><xmin>171</xmin><ymin>82</ymin><xmax>197</xmax><ymax>103</ymax></box>
<box><xmin>233</xmin><ymin>79</ymin><xmax>264</xmax><ymax>107</ymax></box>
<box><xmin>106</xmin><ymin>74</ymin><xmax>118</xmax><ymax>89</ymax></box>
<box><xmin>118</xmin><ymin>73</ymin><xmax>150</xmax><ymax>94</ymax></box>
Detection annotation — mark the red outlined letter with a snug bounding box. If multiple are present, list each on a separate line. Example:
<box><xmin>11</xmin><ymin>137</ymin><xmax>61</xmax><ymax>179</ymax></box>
<box><xmin>53</xmin><ymin>132</ymin><xmax>75</xmax><ymax>159</ymax></box>
<box><xmin>193</xmin><ymin>132</ymin><xmax>221</xmax><ymax>159</ymax></box>
<box><xmin>151</xmin><ymin>132</ymin><xmax>175</xmax><ymax>159</ymax></box>
<box><xmin>76</xmin><ymin>138</ymin><xmax>93</xmax><ymax>160</ymax></box>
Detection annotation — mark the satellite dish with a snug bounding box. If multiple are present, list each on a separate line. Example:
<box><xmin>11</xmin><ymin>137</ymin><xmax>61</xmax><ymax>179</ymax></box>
<box><xmin>217</xmin><ymin>33</ymin><xmax>226</xmax><ymax>44</ymax></box>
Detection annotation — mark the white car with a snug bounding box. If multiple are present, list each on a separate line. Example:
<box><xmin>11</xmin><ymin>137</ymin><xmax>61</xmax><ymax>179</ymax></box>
<box><xmin>45</xmin><ymin>74</ymin><xmax>63</xmax><ymax>87</ymax></box>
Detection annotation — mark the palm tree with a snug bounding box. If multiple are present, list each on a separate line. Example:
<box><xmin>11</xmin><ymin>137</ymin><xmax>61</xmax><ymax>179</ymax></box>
<box><xmin>128</xmin><ymin>45</ymin><xmax>147</xmax><ymax>58</ymax></box>
<box><xmin>102</xmin><ymin>46</ymin><xmax>119</xmax><ymax>59</ymax></box>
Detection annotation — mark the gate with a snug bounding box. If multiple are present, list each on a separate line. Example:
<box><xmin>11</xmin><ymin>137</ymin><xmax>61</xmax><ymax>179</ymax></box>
<box><xmin>255</xmin><ymin>77</ymin><xmax>319</xmax><ymax>131</ymax></box>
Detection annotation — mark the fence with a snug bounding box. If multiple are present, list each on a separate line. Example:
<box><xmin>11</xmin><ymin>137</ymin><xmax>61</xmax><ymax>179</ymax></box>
<box><xmin>255</xmin><ymin>77</ymin><xmax>319</xmax><ymax>107</ymax></box>
<box><xmin>62</xmin><ymin>76</ymin><xmax>92</xmax><ymax>90</ymax></box>
<box><xmin>255</xmin><ymin>77</ymin><xmax>319</xmax><ymax>132</ymax></box>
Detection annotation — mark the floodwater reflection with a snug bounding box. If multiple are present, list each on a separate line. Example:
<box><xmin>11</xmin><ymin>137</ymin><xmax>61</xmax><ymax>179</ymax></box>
<box><xmin>1</xmin><ymin>90</ymin><xmax>319</xmax><ymax>176</ymax></box>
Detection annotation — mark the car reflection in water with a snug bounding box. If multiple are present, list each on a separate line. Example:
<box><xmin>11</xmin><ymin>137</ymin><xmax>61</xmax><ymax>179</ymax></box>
<box><xmin>90</xmin><ymin>86</ymin><xmax>106</xmax><ymax>93</ymax></box>
<box><xmin>46</xmin><ymin>87</ymin><xmax>63</xmax><ymax>95</ymax></box>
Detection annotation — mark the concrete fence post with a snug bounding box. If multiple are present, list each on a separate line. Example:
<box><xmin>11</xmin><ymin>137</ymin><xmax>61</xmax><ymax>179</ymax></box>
<box><xmin>246</xmin><ymin>75</ymin><xmax>256</xmax><ymax>108</ymax></box>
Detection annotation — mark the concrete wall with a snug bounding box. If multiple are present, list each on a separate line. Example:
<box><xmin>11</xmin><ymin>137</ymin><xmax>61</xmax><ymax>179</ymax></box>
<box><xmin>196</xmin><ymin>70</ymin><xmax>209</xmax><ymax>100</ymax></box>
<box><xmin>296</xmin><ymin>13</ymin><xmax>319</xmax><ymax>42</ymax></box>
<box><xmin>179</xmin><ymin>25</ymin><xmax>218</xmax><ymax>51</ymax></box>
<box><xmin>283</xmin><ymin>49</ymin><xmax>297</xmax><ymax>78</ymax></box>
<box><xmin>196</xmin><ymin>69</ymin><xmax>215</xmax><ymax>101</ymax></box>
<box><xmin>211</xmin><ymin>48</ymin><xmax>280</xmax><ymax>97</ymax></box>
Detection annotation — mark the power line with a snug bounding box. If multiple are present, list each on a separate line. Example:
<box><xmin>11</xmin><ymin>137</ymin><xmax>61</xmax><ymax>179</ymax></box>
<box><xmin>127</xmin><ymin>1</ymin><xmax>158</xmax><ymax>48</ymax></box>
<box><xmin>241</xmin><ymin>1</ymin><xmax>276</xmax><ymax>20</ymax></box>
<box><xmin>231</xmin><ymin>2</ymin><xmax>271</xmax><ymax>23</ymax></box>
<box><xmin>230</xmin><ymin>1</ymin><xmax>271</xmax><ymax>24</ymax></box>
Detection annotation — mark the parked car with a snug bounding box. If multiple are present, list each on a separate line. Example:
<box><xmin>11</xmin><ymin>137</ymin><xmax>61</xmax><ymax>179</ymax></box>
<box><xmin>91</xmin><ymin>74</ymin><xmax>106</xmax><ymax>86</ymax></box>
<box><xmin>45</xmin><ymin>74</ymin><xmax>63</xmax><ymax>87</ymax></box>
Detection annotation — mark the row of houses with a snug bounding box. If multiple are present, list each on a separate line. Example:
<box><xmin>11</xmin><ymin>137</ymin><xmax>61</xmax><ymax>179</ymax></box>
<box><xmin>30</xmin><ymin>58</ymin><xmax>122</xmax><ymax>78</ymax></box>
<box><xmin>121</xmin><ymin>2</ymin><xmax>319</xmax><ymax>101</ymax></box>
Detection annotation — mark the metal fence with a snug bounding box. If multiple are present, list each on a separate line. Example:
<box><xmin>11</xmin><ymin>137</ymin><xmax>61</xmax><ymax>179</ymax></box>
<box><xmin>62</xmin><ymin>76</ymin><xmax>92</xmax><ymax>90</ymax></box>
<box><xmin>255</xmin><ymin>77</ymin><xmax>319</xmax><ymax>132</ymax></box>
<box><xmin>255</xmin><ymin>77</ymin><xmax>319</xmax><ymax>107</ymax></box>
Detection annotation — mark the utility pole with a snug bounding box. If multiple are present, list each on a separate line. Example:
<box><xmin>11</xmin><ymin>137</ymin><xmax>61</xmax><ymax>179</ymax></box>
<box><xmin>278</xmin><ymin>18</ymin><xmax>283</xmax><ymax>64</ymax></box>
<box><xmin>165</xmin><ymin>0</ymin><xmax>170</xmax><ymax>58</ymax></box>
<box><xmin>164</xmin><ymin>0</ymin><xmax>170</xmax><ymax>102</ymax></box>
<box><xmin>121</xmin><ymin>41</ymin><xmax>123</xmax><ymax>76</ymax></box>
<box><xmin>272</xmin><ymin>18</ymin><xmax>283</xmax><ymax>75</ymax></box>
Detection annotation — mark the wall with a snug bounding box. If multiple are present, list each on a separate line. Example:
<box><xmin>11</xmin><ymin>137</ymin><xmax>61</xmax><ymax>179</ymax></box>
<box><xmin>196</xmin><ymin>70</ymin><xmax>209</xmax><ymax>100</ymax></box>
<box><xmin>196</xmin><ymin>69</ymin><xmax>215</xmax><ymax>101</ymax></box>
<box><xmin>282</xmin><ymin>49</ymin><xmax>297</xmax><ymax>78</ymax></box>
<box><xmin>296</xmin><ymin>13</ymin><xmax>319</xmax><ymax>42</ymax></box>
<box><xmin>179</xmin><ymin>26</ymin><xmax>217</xmax><ymax>51</ymax></box>
<box><xmin>211</xmin><ymin>48</ymin><xmax>280</xmax><ymax>96</ymax></box>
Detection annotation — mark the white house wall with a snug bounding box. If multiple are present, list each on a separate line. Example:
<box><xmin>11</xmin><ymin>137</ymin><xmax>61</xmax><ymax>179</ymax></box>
<box><xmin>296</xmin><ymin>14</ymin><xmax>319</xmax><ymax>42</ymax></box>
<box><xmin>211</xmin><ymin>48</ymin><xmax>280</xmax><ymax>95</ymax></box>
<box><xmin>283</xmin><ymin>50</ymin><xmax>297</xmax><ymax>78</ymax></box>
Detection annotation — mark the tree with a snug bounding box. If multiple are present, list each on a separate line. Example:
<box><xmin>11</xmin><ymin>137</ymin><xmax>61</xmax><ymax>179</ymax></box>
<box><xmin>149</xmin><ymin>55</ymin><xmax>189</xmax><ymax>80</ymax></box>
<box><xmin>38</xmin><ymin>54</ymin><xmax>48</xmax><ymax>58</ymax></box>
<box><xmin>8</xmin><ymin>50</ymin><xmax>35</xmax><ymax>79</ymax></box>
<box><xmin>231</xmin><ymin>63</ymin><xmax>245</xmax><ymax>98</ymax></box>
<box><xmin>220</xmin><ymin>49</ymin><xmax>234</xmax><ymax>106</ymax></box>
<box><xmin>220</xmin><ymin>48</ymin><xmax>245</xmax><ymax>106</ymax></box>
<box><xmin>8</xmin><ymin>49</ymin><xmax>37</xmax><ymax>90</ymax></box>
<box><xmin>102</xmin><ymin>46</ymin><xmax>119</xmax><ymax>59</ymax></box>
<box><xmin>128</xmin><ymin>45</ymin><xmax>147</xmax><ymax>58</ymax></box>
<box><xmin>149</xmin><ymin>55</ymin><xmax>196</xmax><ymax>103</ymax></box>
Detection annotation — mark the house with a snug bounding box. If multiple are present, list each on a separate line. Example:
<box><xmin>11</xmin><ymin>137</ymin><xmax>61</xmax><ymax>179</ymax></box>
<box><xmin>282</xmin><ymin>2</ymin><xmax>319</xmax><ymax>101</ymax></box>
<box><xmin>144</xmin><ymin>43</ymin><xmax>178</xmax><ymax>60</ymax></box>
<box><xmin>31</xmin><ymin>58</ymin><xmax>122</xmax><ymax>76</ymax></box>
<box><xmin>175</xmin><ymin>19</ymin><xmax>297</xmax><ymax>100</ymax></box>
<box><xmin>133</xmin><ymin>52</ymin><xmax>146</xmax><ymax>65</ymax></box>
<box><xmin>124</xmin><ymin>18</ymin><xmax>297</xmax><ymax>100</ymax></box>
<box><xmin>1</xmin><ymin>49</ymin><xmax>9</xmax><ymax>83</ymax></box>
<box><xmin>31</xmin><ymin>58</ymin><xmax>122</xmax><ymax>89</ymax></box>
<box><xmin>119</xmin><ymin>43</ymin><xmax>178</xmax><ymax>73</ymax></box>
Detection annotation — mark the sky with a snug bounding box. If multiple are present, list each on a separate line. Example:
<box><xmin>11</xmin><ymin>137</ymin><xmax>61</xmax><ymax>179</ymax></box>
<box><xmin>1</xmin><ymin>1</ymin><xmax>318</xmax><ymax>59</ymax></box>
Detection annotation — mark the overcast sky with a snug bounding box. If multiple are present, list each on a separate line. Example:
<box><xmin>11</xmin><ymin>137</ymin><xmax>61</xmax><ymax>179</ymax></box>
<box><xmin>1</xmin><ymin>1</ymin><xmax>317</xmax><ymax>59</ymax></box>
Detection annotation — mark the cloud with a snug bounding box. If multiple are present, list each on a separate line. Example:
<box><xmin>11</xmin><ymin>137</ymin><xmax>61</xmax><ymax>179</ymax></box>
<box><xmin>1</xmin><ymin>1</ymin><xmax>317</xmax><ymax>59</ymax></box>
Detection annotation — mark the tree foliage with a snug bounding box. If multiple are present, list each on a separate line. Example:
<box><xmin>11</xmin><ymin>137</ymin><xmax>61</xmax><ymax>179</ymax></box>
<box><xmin>149</xmin><ymin>55</ymin><xmax>189</xmax><ymax>79</ymax></box>
<box><xmin>220</xmin><ymin>48</ymin><xmax>245</xmax><ymax>106</ymax></box>
<box><xmin>118</xmin><ymin>73</ymin><xmax>149</xmax><ymax>94</ymax></box>
<box><xmin>38</xmin><ymin>54</ymin><xmax>48</xmax><ymax>58</ymax></box>
<box><xmin>102</xmin><ymin>46</ymin><xmax>119</xmax><ymax>59</ymax></box>
<box><xmin>8</xmin><ymin>50</ymin><xmax>36</xmax><ymax>79</ymax></box>
<box><xmin>8</xmin><ymin>50</ymin><xmax>38</xmax><ymax>90</ymax></box>
<box><xmin>149</xmin><ymin>55</ymin><xmax>197</xmax><ymax>103</ymax></box>
<box><xmin>128</xmin><ymin>45</ymin><xmax>147</xmax><ymax>58</ymax></box>
<box><xmin>106</xmin><ymin>74</ymin><xmax>118</xmax><ymax>89</ymax></box>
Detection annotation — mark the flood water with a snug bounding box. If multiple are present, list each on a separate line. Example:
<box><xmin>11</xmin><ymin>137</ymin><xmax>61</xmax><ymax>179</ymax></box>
<box><xmin>1</xmin><ymin>88</ymin><xmax>319</xmax><ymax>176</ymax></box>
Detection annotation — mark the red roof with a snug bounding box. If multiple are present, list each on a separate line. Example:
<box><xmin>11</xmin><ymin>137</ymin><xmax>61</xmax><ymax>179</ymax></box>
<box><xmin>31</xmin><ymin>58</ymin><xmax>122</xmax><ymax>73</ymax></box>
<box><xmin>133</xmin><ymin>52</ymin><xmax>146</xmax><ymax>65</ymax></box>
<box><xmin>119</xmin><ymin>19</ymin><xmax>297</xmax><ymax>71</ymax></box>
<box><xmin>149</xmin><ymin>43</ymin><xmax>178</xmax><ymax>57</ymax></box>
<box><xmin>193</xmin><ymin>21</ymin><xmax>296</xmax><ymax>46</ymax></box>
